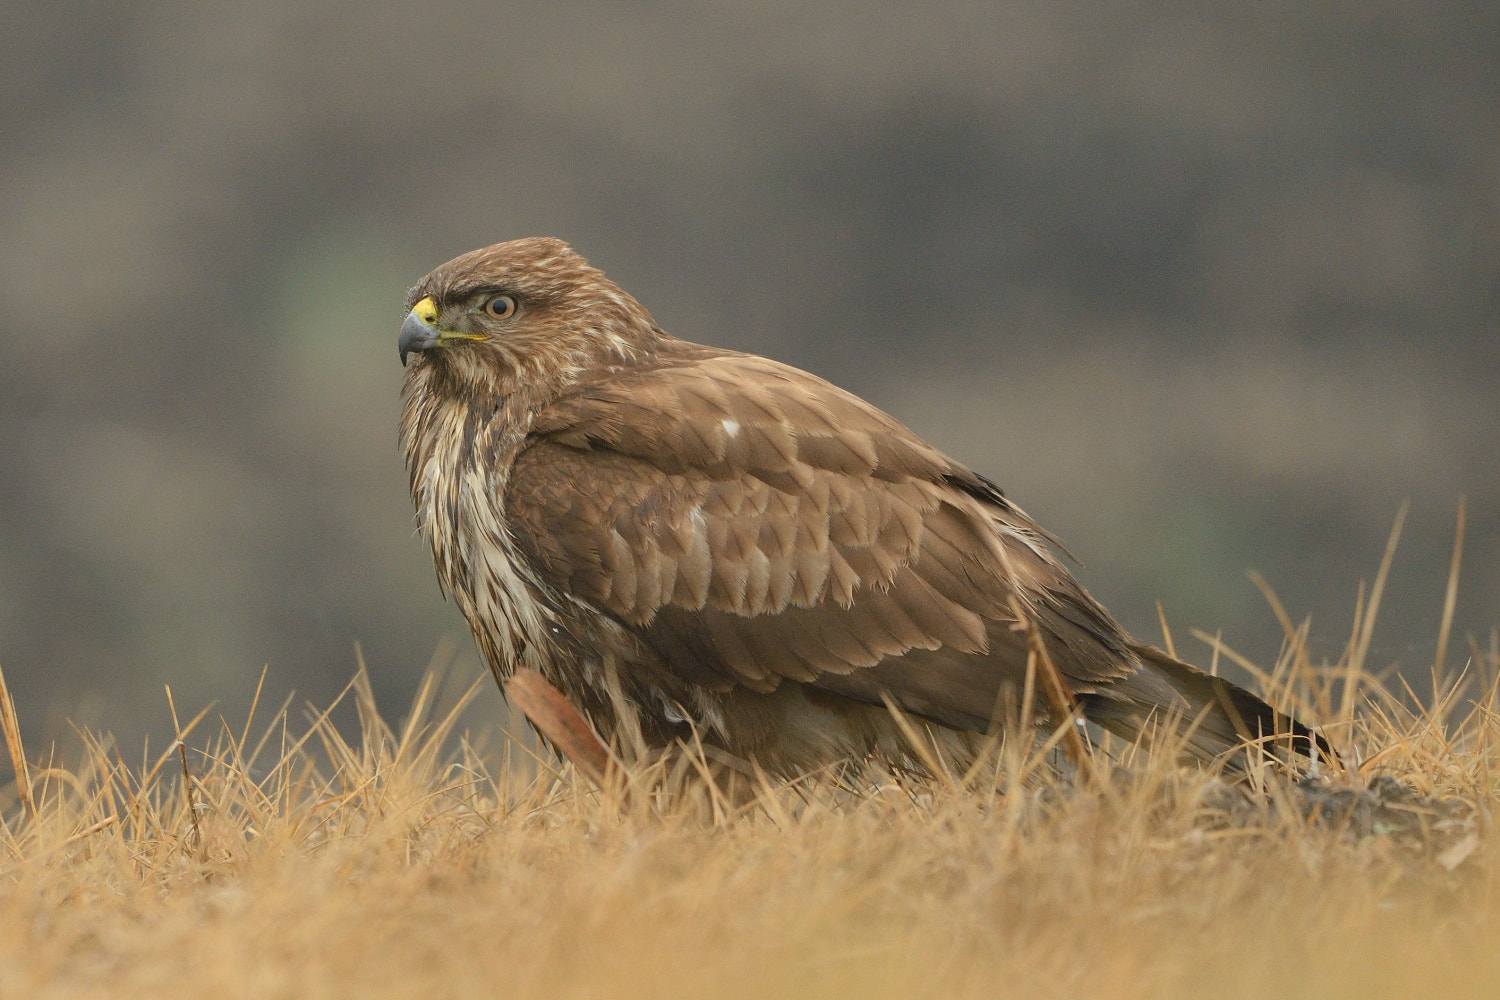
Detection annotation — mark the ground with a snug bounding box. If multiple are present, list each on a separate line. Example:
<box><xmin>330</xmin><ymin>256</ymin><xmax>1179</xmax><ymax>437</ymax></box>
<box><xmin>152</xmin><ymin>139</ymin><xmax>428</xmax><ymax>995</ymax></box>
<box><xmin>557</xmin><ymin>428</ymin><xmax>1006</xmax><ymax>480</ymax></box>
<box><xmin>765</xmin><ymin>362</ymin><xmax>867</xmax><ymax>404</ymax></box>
<box><xmin>1</xmin><ymin>590</ymin><xmax>1497</xmax><ymax>1000</ymax></box>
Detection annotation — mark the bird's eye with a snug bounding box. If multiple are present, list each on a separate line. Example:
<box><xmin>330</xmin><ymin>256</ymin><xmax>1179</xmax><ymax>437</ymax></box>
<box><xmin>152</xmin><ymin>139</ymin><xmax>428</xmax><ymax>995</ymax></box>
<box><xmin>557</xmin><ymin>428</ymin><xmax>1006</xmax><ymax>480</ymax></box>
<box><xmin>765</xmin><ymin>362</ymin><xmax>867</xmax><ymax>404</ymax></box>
<box><xmin>484</xmin><ymin>294</ymin><xmax>517</xmax><ymax>319</ymax></box>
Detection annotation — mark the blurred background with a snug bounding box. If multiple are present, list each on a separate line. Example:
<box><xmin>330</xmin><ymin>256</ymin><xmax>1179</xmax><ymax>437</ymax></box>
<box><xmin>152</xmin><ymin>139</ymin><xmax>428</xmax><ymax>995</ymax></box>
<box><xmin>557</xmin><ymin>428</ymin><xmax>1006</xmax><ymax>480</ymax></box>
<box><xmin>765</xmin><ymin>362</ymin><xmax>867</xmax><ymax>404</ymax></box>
<box><xmin>1</xmin><ymin>2</ymin><xmax>1496</xmax><ymax>765</ymax></box>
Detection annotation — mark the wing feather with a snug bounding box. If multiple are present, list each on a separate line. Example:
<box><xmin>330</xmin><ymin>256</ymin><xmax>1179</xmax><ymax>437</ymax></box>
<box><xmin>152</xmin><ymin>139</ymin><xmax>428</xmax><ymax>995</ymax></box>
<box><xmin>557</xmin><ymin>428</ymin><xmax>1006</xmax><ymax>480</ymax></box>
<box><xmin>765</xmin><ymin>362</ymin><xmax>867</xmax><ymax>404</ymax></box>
<box><xmin>507</xmin><ymin>352</ymin><xmax>1135</xmax><ymax>719</ymax></box>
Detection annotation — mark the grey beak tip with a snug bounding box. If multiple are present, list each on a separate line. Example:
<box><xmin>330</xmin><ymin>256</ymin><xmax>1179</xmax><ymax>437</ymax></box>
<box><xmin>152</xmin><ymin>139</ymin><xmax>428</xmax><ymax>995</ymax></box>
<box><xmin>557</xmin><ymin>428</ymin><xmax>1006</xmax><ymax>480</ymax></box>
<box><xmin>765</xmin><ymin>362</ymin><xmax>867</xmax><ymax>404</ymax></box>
<box><xmin>398</xmin><ymin>311</ymin><xmax>436</xmax><ymax>367</ymax></box>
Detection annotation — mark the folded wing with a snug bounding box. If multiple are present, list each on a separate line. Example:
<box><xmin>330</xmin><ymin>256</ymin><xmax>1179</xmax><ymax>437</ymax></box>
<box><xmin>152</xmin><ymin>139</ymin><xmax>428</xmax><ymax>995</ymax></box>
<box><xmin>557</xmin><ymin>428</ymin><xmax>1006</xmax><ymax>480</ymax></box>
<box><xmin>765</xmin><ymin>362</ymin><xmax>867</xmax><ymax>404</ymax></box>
<box><xmin>506</xmin><ymin>351</ymin><xmax>1140</xmax><ymax>732</ymax></box>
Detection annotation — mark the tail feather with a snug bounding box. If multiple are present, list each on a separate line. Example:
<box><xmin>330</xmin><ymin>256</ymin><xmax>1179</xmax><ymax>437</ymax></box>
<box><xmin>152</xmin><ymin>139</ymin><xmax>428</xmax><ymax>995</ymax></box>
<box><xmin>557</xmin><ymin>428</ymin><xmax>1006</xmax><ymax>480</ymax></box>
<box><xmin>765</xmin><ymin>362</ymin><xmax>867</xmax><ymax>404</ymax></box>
<box><xmin>1081</xmin><ymin>641</ymin><xmax>1330</xmax><ymax>768</ymax></box>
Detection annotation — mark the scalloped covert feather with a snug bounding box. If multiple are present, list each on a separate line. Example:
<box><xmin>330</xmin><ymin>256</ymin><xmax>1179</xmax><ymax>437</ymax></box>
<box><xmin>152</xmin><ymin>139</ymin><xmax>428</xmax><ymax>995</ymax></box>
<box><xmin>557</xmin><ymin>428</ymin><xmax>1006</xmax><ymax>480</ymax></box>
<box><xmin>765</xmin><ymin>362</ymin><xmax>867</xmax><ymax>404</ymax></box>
<box><xmin>398</xmin><ymin>237</ymin><xmax>1319</xmax><ymax>774</ymax></box>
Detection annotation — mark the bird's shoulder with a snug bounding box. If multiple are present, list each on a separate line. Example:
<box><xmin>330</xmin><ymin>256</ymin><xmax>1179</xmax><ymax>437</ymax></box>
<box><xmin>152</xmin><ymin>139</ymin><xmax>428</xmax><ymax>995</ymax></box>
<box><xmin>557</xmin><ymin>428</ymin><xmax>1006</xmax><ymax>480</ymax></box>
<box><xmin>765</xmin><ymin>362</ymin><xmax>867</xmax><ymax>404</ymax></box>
<box><xmin>526</xmin><ymin>345</ymin><xmax>960</xmax><ymax>484</ymax></box>
<box><xmin>504</xmin><ymin>342</ymin><xmax>1042</xmax><ymax>614</ymax></box>
<box><xmin>517</xmin><ymin>344</ymin><xmax>1060</xmax><ymax>547</ymax></box>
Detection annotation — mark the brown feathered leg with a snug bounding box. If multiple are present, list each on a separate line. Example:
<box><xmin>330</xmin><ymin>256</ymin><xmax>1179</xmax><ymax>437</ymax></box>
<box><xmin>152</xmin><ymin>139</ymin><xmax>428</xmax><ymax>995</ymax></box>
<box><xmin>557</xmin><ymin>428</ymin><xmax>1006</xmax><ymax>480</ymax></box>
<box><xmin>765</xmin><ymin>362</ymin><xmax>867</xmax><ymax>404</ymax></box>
<box><xmin>504</xmin><ymin>668</ymin><xmax>613</xmax><ymax>787</ymax></box>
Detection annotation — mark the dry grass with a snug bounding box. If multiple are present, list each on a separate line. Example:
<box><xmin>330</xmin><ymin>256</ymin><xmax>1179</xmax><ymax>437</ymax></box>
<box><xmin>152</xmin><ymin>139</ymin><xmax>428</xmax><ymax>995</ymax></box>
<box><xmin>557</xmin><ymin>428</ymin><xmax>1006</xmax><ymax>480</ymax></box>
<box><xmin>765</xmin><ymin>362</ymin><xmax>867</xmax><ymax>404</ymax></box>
<box><xmin>2</xmin><ymin>515</ymin><xmax>1498</xmax><ymax>999</ymax></box>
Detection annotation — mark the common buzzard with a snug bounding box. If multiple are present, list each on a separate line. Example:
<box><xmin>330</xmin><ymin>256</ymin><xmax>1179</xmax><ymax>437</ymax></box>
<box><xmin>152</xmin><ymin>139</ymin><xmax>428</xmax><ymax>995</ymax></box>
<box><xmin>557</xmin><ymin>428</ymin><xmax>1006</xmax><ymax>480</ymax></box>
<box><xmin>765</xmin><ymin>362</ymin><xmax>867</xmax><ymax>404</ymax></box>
<box><xmin>398</xmin><ymin>238</ymin><xmax>1319</xmax><ymax>775</ymax></box>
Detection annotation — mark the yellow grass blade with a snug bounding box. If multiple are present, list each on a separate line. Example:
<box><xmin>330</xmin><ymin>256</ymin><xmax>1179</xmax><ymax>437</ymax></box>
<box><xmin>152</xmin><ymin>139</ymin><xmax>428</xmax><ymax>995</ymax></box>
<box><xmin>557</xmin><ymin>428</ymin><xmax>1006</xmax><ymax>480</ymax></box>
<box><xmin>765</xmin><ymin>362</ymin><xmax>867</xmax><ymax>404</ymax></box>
<box><xmin>1433</xmin><ymin>494</ymin><xmax>1466</xmax><ymax>701</ymax></box>
<box><xmin>0</xmin><ymin>659</ymin><xmax>34</xmax><ymax>825</ymax></box>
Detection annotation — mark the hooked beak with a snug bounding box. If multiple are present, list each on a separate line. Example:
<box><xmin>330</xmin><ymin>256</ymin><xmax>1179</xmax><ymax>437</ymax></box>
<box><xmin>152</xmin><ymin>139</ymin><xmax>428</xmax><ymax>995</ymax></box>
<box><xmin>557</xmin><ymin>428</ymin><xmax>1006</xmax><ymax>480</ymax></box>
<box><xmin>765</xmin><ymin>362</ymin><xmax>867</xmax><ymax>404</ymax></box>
<box><xmin>398</xmin><ymin>296</ymin><xmax>486</xmax><ymax>366</ymax></box>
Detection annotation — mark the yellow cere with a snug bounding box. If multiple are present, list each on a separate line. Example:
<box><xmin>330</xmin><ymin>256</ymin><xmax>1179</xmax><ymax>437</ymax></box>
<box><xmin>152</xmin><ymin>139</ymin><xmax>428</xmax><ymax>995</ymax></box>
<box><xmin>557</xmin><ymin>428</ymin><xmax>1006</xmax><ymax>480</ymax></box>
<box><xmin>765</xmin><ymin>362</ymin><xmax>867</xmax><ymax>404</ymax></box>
<box><xmin>410</xmin><ymin>296</ymin><xmax>439</xmax><ymax>325</ymax></box>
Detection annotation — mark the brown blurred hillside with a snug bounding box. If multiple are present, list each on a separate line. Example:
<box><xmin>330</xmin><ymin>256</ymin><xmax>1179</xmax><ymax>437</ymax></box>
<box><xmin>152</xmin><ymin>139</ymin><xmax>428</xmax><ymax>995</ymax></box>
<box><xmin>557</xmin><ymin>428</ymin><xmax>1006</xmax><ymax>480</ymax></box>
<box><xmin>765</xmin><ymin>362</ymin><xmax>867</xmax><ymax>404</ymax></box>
<box><xmin>0</xmin><ymin>2</ymin><xmax>1496</xmax><ymax>759</ymax></box>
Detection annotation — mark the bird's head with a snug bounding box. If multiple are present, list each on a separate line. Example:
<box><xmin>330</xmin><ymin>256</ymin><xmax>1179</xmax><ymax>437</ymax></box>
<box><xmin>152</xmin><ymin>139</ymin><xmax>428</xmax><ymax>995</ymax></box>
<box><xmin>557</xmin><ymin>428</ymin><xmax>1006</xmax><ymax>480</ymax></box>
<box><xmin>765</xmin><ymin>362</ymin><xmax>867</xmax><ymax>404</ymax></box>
<box><xmin>398</xmin><ymin>237</ymin><xmax>660</xmax><ymax>401</ymax></box>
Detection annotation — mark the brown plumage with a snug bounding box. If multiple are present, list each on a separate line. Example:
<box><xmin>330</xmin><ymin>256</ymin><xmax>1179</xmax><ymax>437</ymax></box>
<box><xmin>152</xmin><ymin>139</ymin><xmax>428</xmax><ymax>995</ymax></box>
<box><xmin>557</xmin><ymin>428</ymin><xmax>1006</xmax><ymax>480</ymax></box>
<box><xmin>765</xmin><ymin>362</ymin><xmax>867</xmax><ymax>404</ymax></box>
<box><xmin>398</xmin><ymin>237</ymin><xmax>1322</xmax><ymax>775</ymax></box>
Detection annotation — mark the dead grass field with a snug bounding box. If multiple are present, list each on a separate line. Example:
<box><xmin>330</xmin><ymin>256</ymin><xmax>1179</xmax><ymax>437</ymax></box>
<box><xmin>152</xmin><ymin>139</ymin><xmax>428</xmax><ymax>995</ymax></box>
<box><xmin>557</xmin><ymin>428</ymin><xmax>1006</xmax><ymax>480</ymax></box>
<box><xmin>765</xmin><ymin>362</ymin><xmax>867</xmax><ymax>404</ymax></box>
<box><xmin>1</xmin><ymin>512</ymin><xmax>1497</xmax><ymax>1000</ymax></box>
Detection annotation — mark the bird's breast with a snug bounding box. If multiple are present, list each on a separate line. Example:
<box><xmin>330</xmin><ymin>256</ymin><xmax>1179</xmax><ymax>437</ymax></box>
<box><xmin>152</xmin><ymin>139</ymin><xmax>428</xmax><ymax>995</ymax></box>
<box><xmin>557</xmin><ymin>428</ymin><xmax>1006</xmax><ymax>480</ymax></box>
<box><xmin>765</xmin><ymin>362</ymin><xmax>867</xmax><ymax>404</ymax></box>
<box><xmin>410</xmin><ymin>402</ymin><xmax>554</xmax><ymax>675</ymax></box>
